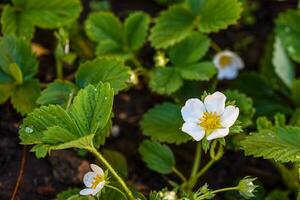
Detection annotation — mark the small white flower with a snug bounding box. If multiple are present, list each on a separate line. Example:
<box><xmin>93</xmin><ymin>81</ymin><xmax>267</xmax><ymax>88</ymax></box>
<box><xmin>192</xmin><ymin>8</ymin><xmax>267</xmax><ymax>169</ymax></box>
<box><xmin>80</xmin><ymin>164</ymin><xmax>105</xmax><ymax>196</ymax></box>
<box><xmin>213</xmin><ymin>50</ymin><xmax>244</xmax><ymax>80</ymax></box>
<box><xmin>181</xmin><ymin>91</ymin><xmax>239</xmax><ymax>141</ymax></box>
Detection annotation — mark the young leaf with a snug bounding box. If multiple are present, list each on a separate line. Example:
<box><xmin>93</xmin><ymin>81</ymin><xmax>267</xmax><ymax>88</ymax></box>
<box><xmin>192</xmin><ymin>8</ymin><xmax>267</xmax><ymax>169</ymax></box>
<box><xmin>85</xmin><ymin>11</ymin><xmax>123</xmax><ymax>44</ymax></box>
<box><xmin>10</xmin><ymin>79</ymin><xmax>41</xmax><ymax>115</ymax></box>
<box><xmin>1</xmin><ymin>0</ymin><xmax>82</xmax><ymax>39</ymax></box>
<box><xmin>241</xmin><ymin>126</ymin><xmax>300</xmax><ymax>163</ymax></box>
<box><xmin>149</xmin><ymin>6</ymin><xmax>197</xmax><ymax>49</ymax></box>
<box><xmin>197</xmin><ymin>0</ymin><xmax>242</xmax><ymax>33</ymax></box>
<box><xmin>276</xmin><ymin>9</ymin><xmax>300</xmax><ymax>63</ymax></box>
<box><xmin>75</xmin><ymin>57</ymin><xmax>130</xmax><ymax>93</ymax></box>
<box><xmin>0</xmin><ymin>84</ymin><xmax>13</xmax><ymax>104</ymax></box>
<box><xmin>140</xmin><ymin>102</ymin><xmax>191</xmax><ymax>144</ymax></box>
<box><xmin>37</xmin><ymin>80</ymin><xmax>77</xmax><ymax>106</ymax></box>
<box><xmin>169</xmin><ymin>33</ymin><xmax>210</xmax><ymax>65</ymax></box>
<box><xmin>139</xmin><ymin>140</ymin><xmax>175</xmax><ymax>174</ymax></box>
<box><xmin>0</xmin><ymin>35</ymin><xmax>38</xmax><ymax>82</ymax></box>
<box><xmin>272</xmin><ymin>36</ymin><xmax>295</xmax><ymax>88</ymax></box>
<box><xmin>176</xmin><ymin>62</ymin><xmax>216</xmax><ymax>81</ymax></box>
<box><xmin>149</xmin><ymin>67</ymin><xmax>183</xmax><ymax>95</ymax></box>
<box><xmin>9</xmin><ymin>63</ymin><xmax>23</xmax><ymax>85</ymax></box>
<box><xmin>124</xmin><ymin>12</ymin><xmax>150</xmax><ymax>51</ymax></box>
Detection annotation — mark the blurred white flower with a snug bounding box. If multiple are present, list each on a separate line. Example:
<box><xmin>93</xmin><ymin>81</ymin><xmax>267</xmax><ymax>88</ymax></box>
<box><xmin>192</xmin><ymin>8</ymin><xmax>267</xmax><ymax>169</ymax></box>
<box><xmin>181</xmin><ymin>92</ymin><xmax>239</xmax><ymax>141</ymax></box>
<box><xmin>80</xmin><ymin>164</ymin><xmax>105</xmax><ymax>196</ymax></box>
<box><xmin>213</xmin><ymin>50</ymin><xmax>244</xmax><ymax>80</ymax></box>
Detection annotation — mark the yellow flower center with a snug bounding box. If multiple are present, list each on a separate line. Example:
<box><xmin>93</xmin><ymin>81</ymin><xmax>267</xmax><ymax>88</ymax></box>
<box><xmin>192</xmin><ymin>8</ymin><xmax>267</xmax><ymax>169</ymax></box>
<box><xmin>91</xmin><ymin>175</ymin><xmax>104</xmax><ymax>189</ymax></box>
<box><xmin>219</xmin><ymin>55</ymin><xmax>232</xmax><ymax>68</ymax></box>
<box><xmin>199</xmin><ymin>112</ymin><xmax>222</xmax><ymax>132</ymax></box>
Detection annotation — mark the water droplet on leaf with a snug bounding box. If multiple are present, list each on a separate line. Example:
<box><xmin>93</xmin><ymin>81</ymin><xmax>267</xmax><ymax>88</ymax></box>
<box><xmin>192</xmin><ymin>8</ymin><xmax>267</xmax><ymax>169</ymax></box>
<box><xmin>25</xmin><ymin>127</ymin><xmax>33</xmax><ymax>133</ymax></box>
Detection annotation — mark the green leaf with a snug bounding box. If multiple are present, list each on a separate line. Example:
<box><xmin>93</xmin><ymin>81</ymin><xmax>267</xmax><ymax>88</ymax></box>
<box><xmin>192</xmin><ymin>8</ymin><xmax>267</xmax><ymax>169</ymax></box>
<box><xmin>0</xmin><ymin>35</ymin><xmax>38</xmax><ymax>83</ymax></box>
<box><xmin>276</xmin><ymin>9</ymin><xmax>300</xmax><ymax>63</ymax></box>
<box><xmin>241</xmin><ymin>126</ymin><xmax>300</xmax><ymax>163</ymax></box>
<box><xmin>225</xmin><ymin>90</ymin><xmax>255</xmax><ymax>127</ymax></box>
<box><xmin>85</xmin><ymin>11</ymin><xmax>123</xmax><ymax>44</ymax></box>
<box><xmin>95</xmin><ymin>40</ymin><xmax>124</xmax><ymax>57</ymax></box>
<box><xmin>177</xmin><ymin>62</ymin><xmax>216</xmax><ymax>81</ymax></box>
<box><xmin>56</xmin><ymin>188</ymin><xmax>89</xmax><ymax>200</ymax></box>
<box><xmin>75</xmin><ymin>57</ymin><xmax>130</xmax><ymax>93</ymax></box>
<box><xmin>1</xmin><ymin>0</ymin><xmax>82</xmax><ymax>39</ymax></box>
<box><xmin>292</xmin><ymin>79</ymin><xmax>300</xmax><ymax>106</ymax></box>
<box><xmin>140</xmin><ymin>102</ymin><xmax>191</xmax><ymax>144</ymax></box>
<box><xmin>149</xmin><ymin>6</ymin><xmax>197</xmax><ymax>49</ymax></box>
<box><xmin>103</xmin><ymin>149</ymin><xmax>128</xmax><ymax>179</ymax></box>
<box><xmin>9</xmin><ymin>63</ymin><xmax>23</xmax><ymax>84</ymax></box>
<box><xmin>0</xmin><ymin>84</ymin><xmax>13</xmax><ymax>104</ymax></box>
<box><xmin>232</xmin><ymin>73</ymin><xmax>292</xmax><ymax>117</ymax></box>
<box><xmin>139</xmin><ymin>140</ymin><xmax>175</xmax><ymax>174</ymax></box>
<box><xmin>149</xmin><ymin>67</ymin><xmax>183</xmax><ymax>95</ymax></box>
<box><xmin>124</xmin><ymin>12</ymin><xmax>150</xmax><ymax>50</ymax></box>
<box><xmin>265</xmin><ymin>190</ymin><xmax>289</xmax><ymax>200</ymax></box>
<box><xmin>272</xmin><ymin>36</ymin><xmax>295</xmax><ymax>88</ymax></box>
<box><xmin>169</xmin><ymin>33</ymin><xmax>210</xmax><ymax>65</ymax></box>
<box><xmin>1</xmin><ymin>6</ymin><xmax>34</xmax><ymax>39</ymax></box>
<box><xmin>19</xmin><ymin>83</ymin><xmax>114</xmax><ymax>157</ymax></box>
<box><xmin>187</xmin><ymin>0</ymin><xmax>205</xmax><ymax>15</ymax></box>
<box><xmin>37</xmin><ymin>80</ymin><xmax>77</xmax><ymax>106</ymax></box>
<box><xmin>197</xmin><ymin>0</ymin><xmax>242</xmax><ymax>33</ymax></box>
<box><xmin>11</xmin><ymin>79</ymin><xmax>41</xmax><ymax>115</ymax></box>
<box><xmin>69</xmin><ymin>83</ymin><xmax>114</xmax><ymax>136</ymax></box>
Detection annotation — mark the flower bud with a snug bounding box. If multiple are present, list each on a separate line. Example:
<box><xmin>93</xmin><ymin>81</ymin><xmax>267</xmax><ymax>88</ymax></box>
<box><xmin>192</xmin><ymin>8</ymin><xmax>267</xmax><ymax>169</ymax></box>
<box><xmin>238</xmin><ymin>176</ymin><xmax>258</xmax><ymax>199</ymax></box>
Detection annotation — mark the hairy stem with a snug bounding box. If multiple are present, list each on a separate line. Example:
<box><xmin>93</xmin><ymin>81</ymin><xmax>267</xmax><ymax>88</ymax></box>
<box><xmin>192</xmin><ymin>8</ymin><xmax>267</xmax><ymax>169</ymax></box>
<box><xmin>172</xmin><ymin>167</ymin><xmax>187</xmax><ymax>183</ymax></box>
<box><xmin>56</xmin><ymin>60</ymin><xmax>63</xmax><ymax>79</ymax></box>
<box><xmin>88</xmin><ymin>147</ymin><xmax>135</xmax><ymax>200</ymax></box>
<box><xmin>190</xmin><ymin>142</ymin><xmax>202</xmax><ymax>178</ymax></box>
<box><xmin>212</xmin><ymin>186</ymin><xmax>239</xmax><ymax>194</ymax></box>
<box><xmin>105</xmin><ymin>185</ymin><xmax>127</xmax><ymax>199</ymax></box>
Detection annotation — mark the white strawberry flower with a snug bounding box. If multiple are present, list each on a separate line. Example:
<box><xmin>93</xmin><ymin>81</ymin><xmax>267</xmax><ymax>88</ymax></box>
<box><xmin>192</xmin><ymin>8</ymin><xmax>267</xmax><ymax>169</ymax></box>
<box><xmin>181</xmin><ymin>91</ymin><xmax>239</xmax><ymax>141</ymax></box>
<box><xmin>213</xmin><ymin>50</ymin><xmax>244</xmax><ymax>80</ymax></box>
<box><xmin>80</xmin><ymin>164</ymin><xmax>106</xmax><ymax>196</ymax></box>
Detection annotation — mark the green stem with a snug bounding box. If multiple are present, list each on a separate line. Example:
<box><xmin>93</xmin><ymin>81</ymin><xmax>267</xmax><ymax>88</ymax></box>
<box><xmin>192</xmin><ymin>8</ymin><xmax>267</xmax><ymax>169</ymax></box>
<box><xmin>211</xmin><ymin>41</ymin><xmax>222</xmax><ymax>52</ymax></box>
<box><xmin>131</xmin><ymin>56</ymin><xmax>147</xmax><ymax>76</ymax></box>
<box><xmin>211</xmin><ymin>186</ymin><xmax>239</xmax><ymax>194</ymax></box>
<box><xmin>88</xmin><ymin>147</ymin><xmax>135</xmax><ymax>200</ymax></box>
<box><xmin>105</xmin><ymin>185</ymin><xmax>127</xmax><ymax>199</ymax></box>
<box><xmin>188</xmin><ymin>143</ymin><xmax>223</xmax><ymax>190</ymax></box>
<box><xmin>172</xmin><ymin>167</ymin><xmax>187</xmax><ymax>183</ymax></box>
<box><xmin>190</xmin><ymin>143</ymin><xmax>202</xmax><ymax>178</ymax></box>
<box><xmin>66</xmin><ymin>89</ymin><xmax>76</xmax><ymax>111</ymax></box>
<box><xmin>56</xmin><ymin>60</ymin><xmax>63</xmax><ymax>79</ymax></box>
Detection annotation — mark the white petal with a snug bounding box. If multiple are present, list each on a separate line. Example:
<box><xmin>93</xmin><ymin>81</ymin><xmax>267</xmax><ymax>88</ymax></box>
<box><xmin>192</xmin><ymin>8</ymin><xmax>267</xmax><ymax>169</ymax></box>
<box><xmin>232</xmin><ymin>54</ymin><xmax>244</xmax><ymax>69</ymax></box>
<box><xmin>182</xmin><ymin>122</ymin><xmax>205</xmax><ymax>141</ymax></box>
<box><xmin>80</xmin><ymin>188</ymin><xmax>95</xmax><ymax>196</ymax></box>
<box><xmin>204</xmin><ymin>91</ymin><xmax>226</xmax><ymax>114</ymax></box>
<box><xmin>217</xmin><ymin>67</ymin><xmax>238</xmax><ymax>80</ymax></box>
<box><xmin>83</xmin><ymin>172</ymin><xmax>97</xmax><ymax>187</ymax></box>
<box><xmin>90</xmin><ymin>164</ymin><xmax>104</xmax><ymax>176</ymax></box>
<box><xmin>92</xmin><ymin>181</ymin><xmax>105</xmax><ymax>196</ymax></box>
<box><xmin>221</xmin><ymin>106</ymin><xmax>239</xmax><ymax>127</ymax></box>
<box><xmin>207</xmin><ymin>128</ymin><xmax>229</xmax><ymax>140</ymax></box>
<box><xmin>181</xmin><ymin>98</ymin><xmax>205</xmax><ymax>123</ymax></box>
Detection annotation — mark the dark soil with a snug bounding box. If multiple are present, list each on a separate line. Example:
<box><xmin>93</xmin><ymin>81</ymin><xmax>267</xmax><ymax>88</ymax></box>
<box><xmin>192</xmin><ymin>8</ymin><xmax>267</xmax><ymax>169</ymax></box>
<box><xmin>0</xmin><ymin>0</ymin><xmax>299</xmax><ymax>199</ymax></box>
